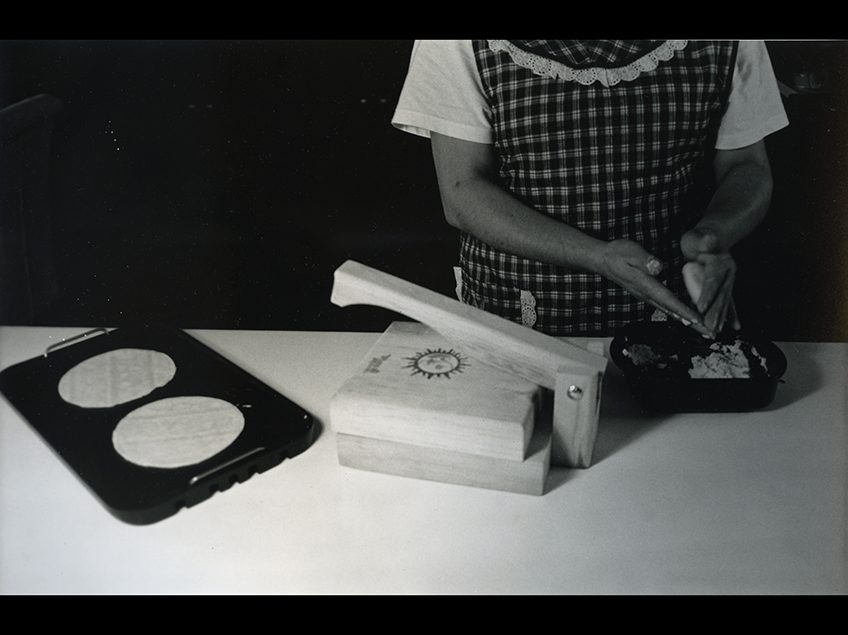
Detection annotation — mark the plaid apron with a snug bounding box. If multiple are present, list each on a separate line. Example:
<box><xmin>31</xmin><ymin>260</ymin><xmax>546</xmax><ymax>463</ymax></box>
<box><xmin>460</xmin><ymin>40</ymin><xmax>738</xmax><ymax>336</ymax></box>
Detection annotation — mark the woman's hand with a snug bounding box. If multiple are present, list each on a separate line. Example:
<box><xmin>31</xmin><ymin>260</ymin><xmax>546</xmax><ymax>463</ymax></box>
<box><xmin>681</xmin><ymin>226</ymin><xmax>737</xmax><ymax>334</ymax></box>
<box><xmin>597</xmin><ymin>239</ymin><xmax>708</xmax><ymax>333</ymax></box>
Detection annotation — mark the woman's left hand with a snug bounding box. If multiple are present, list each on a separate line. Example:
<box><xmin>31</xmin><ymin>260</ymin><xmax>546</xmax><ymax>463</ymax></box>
<box><xmin>681</xmin><ymin>226</ymin><xmax>737</xmax><ymax>334</ymax></box>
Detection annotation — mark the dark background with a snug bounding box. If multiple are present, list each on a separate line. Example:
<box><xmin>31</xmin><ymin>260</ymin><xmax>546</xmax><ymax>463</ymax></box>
<box><xmin>1</xmin><ymin>40</ymin><xmax>846</xmax><ymax>340</ymax></box>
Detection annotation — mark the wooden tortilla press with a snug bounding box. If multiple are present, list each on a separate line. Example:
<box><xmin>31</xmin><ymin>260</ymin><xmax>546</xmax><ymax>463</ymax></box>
<box><xmin>331</xmin><ymin>260</ymin><xmax>608</xmax><ymax>468</ymax></box>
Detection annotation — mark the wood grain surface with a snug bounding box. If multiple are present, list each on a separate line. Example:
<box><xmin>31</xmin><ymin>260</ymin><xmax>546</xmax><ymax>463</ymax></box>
<box><xmin>337</xmin><ymin>406</ymin><xmax>552</xmax><ymax>496</ymax></box>
<box><xmin>331</xmin><ymin>322</ymin><xmax>539</xmax><ymax>460</ymax></box>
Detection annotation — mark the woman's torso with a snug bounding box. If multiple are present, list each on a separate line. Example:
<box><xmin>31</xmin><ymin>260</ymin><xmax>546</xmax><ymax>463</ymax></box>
<box><xmin>460</xmin><ymin>39</ymin><xmax>738</xmax><ymax>336</ymax></box>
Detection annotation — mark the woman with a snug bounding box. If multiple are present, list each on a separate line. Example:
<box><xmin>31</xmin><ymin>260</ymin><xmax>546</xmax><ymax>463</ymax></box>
<box><xmin>391</xmin><ymin>40</ymin><xmax>788</xmax><ymax>337</ymax></box>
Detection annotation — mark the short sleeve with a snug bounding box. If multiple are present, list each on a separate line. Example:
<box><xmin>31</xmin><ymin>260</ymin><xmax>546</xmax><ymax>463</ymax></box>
<box><xmin>716</xmin><ymin>41</ymin><xmax>789</xmax><ymax>149</ymax></box>
<box><xmin>391</xmin><ymin>40</ymin><xmax>493</xmax><ymax>144</ymax></box>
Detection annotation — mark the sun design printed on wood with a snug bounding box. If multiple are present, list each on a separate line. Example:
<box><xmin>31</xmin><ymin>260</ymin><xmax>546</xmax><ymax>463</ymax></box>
<box><xmin>403</xmin><ymin>348</ymin><xmax>470</xmax><ymax>379</ymax></box>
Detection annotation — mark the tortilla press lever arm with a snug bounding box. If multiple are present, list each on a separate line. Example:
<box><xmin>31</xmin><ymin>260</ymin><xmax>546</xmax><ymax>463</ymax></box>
<box><xmin>331</xmin><ymin>260</ymin><xmax>607</xmax><ymax>468</ymax></box>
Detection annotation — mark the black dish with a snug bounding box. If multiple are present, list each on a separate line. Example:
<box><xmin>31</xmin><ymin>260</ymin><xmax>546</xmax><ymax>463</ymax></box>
<box><xmin>609</xmin><ymin>321</ymin><xmax>788</xmax><ymax>412</ymax></box>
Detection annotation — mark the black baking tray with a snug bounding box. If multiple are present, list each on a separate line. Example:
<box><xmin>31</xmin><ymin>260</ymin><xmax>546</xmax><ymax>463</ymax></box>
<box><xmin>0</xmin><ymin>326</ymin><xmax>315</xmax><ymax>525</ymax></box>
<box><xmin>609</xmin><ymin>321</ymin><xmax>788</xmax><ymax>412</ymax></box>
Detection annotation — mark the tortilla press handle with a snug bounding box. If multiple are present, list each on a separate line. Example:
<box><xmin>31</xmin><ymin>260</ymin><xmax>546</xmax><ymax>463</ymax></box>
<box><xmin>331</xmin><ymin>260</ymin><xmax>607</xmax><ymax>468</ymax></box>
<box><xmin>331</xmin><ymin>260</ymin><xmax>606</xmax><ymax>387</ymax></box>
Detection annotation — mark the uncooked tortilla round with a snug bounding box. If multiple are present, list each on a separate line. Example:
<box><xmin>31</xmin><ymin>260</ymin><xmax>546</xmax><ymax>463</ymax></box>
<box><xmin>58</xmin><ymin>348</ymin><xmax>177</xmax><ymax>408</ymax></box>
<box><xmin>112</xmin><ymin>396</ymin><xmax>245</xmax><ymax>469</ymax></box>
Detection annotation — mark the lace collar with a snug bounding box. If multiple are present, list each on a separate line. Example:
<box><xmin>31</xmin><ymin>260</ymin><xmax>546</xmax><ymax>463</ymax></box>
<box><xmin>488</xmin><ymin>40</ymin><xmax>689</xmax><ymax>87</ymax></box>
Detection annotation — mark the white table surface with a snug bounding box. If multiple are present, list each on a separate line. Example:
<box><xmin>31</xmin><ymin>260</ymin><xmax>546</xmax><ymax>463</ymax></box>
<box><xmin>0</xmin><ymin>326</ymin><xmax>845</xmax><ymax>595</ymax></box>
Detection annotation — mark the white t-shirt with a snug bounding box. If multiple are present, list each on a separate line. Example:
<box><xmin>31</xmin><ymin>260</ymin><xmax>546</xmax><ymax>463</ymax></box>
<box><xmin>392</xmin><ymin>40</ymin><xmax>789</xmax><ymax>150</ymax></box>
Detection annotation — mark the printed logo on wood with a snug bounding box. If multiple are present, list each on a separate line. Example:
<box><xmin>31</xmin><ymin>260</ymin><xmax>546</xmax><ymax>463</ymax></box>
<box><xmin>403</xmin><ymin>348</ymin><xmax>470</xmax><ymax>379</ymax></box>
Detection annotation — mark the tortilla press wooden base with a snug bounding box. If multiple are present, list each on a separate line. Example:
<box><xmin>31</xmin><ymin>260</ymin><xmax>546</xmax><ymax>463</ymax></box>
<box><xmin>338</xmin><ymin>406</ymin><xmax>552</xmax><ymax>496</ymax></box>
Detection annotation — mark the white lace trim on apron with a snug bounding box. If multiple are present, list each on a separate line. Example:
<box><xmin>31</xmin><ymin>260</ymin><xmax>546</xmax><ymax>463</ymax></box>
<box><xmin>488</xmin><ymin>40</ymin><xmax>689</xmax><ymax>87</ymax></box>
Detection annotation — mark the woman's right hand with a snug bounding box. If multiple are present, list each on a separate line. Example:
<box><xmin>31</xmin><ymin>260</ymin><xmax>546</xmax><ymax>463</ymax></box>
<box><xmin>595</xmin><ymin>239</ymin><xmax>711</xmax><ymax>335</ymax></box>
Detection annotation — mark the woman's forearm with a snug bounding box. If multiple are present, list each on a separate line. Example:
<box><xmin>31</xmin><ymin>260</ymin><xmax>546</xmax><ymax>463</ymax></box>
<box><xmin>430</xmin><ymin>132</ymin><xmax>606</xmax><ymax>272</ymax></box>
<box><xmin>697</xmin><ymin>142</ymin><xmax>773</xmax><ymax>250</ymax></box>
<box><xmin>680</xmin><ymin>141</ymin><xmax>773</xmax><ymax>332</ymax></box>
<box><xmin>438</xmin><ymin>174</ymin><xmax>606</xmax><ymax>272</ymax></box>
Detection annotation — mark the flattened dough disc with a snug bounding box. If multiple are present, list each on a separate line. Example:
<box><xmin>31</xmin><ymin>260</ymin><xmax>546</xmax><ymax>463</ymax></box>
<box><xmin>58</xmin><ymin>348</ymin><xmax>177</xmax><ymax>408</ymax></box>
<box><xmin>113</xmin><ymin>396</ymin><xmax>245</xmax><ymax>468</ymax></box>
